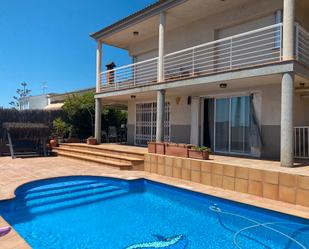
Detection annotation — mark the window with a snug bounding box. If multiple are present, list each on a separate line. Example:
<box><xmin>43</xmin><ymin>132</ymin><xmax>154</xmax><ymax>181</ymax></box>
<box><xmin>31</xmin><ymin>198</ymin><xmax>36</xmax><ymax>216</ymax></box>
<box><xmin>135</xmin><ymin>102</ymin><xmax>170</xmax><ymax>146</ymax></box>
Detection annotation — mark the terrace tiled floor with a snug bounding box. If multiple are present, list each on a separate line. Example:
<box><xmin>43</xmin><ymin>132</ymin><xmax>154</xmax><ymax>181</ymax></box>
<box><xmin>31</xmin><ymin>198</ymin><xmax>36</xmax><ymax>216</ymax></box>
<box><xmin>0</xmin><ymin>155</ymin><xmax>309</xmax><ymax>248</ymax></box>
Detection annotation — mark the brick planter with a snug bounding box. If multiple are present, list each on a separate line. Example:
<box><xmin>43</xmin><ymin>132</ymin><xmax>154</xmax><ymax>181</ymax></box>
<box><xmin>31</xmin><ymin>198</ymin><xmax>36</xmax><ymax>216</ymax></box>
<box><xmin>147</xmin><ymin>142</ymin><xmax>156</xmax><ymax>153</ymax></box>
<box><xmin>87</xmin><ymin>138</ymin><xmax>97</xmax><ymax>145</ymax></box>
<box><xmin>155</xmin><ymin>142</ymin><xmax>166</xmax><ymax>155</ymax></box>
<box><xmin>165</xmin><ymin>143</ymin><xmax>192</xmax><ymax>157</ymax></box>
<box><xmin>188</xmin><ymin>149</ymin><xmax>210</xmax><ymax>160</ymax></box>
<box><xmin>67</xmin><ymin>137</ymin><xmax>80</xmax><ymax>143</ymax></box>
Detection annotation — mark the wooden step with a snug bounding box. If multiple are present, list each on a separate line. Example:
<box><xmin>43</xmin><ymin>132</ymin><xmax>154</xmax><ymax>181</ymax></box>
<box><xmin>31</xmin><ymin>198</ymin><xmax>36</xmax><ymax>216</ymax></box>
<box><xmin>54</xmin><ymin>147</ymin><xmax>143</xmax><ymax>165</ymax></box>
<box><xmin>55</xmin><ymin>151</ymin><xmax>132</xmax><ymax>170</ymax></box>
<box><xmin>58</xmin><ymin>143</ymin><xmax>145</xmax><ymax>159</ymax></box>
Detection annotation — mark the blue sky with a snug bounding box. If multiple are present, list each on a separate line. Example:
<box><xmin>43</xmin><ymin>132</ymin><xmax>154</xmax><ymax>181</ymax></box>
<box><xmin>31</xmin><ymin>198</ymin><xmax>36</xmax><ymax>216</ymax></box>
<box><xmin>0</xmin><ymin>0</ymin><xmax>156</xmax><ymax>107</ymax></box>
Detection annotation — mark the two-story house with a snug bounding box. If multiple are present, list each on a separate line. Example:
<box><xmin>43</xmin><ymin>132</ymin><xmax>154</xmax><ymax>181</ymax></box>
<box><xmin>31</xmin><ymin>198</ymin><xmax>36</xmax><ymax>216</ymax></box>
<box><xmin>91</xmin><ymin>0</ymin><xmax>309</xmax><ymax>167</ymax></box>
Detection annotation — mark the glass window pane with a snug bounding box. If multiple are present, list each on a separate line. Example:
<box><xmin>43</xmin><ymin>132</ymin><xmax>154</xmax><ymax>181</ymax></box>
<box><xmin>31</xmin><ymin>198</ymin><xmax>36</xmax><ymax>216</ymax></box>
<box><xmin>230</xmin><ymin>96</ymin><xmax>251</xmax><ymax>153</ymax></box>
<box><xmin>215</xmin><ymin>98</ymin><xmax>230</xmax><ymax>152</ymax></box>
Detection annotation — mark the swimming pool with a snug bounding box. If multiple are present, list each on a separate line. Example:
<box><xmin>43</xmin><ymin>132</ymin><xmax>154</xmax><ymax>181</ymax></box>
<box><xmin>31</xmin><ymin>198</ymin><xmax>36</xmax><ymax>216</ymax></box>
<box><xmin>0</xmin><ymin>176</ymin><xmax>308</xmax><ymax>249</ymax></box>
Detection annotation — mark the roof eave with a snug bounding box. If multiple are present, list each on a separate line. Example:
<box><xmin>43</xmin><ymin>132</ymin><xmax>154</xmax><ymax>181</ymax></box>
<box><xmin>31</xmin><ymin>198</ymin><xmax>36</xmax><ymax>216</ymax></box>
<box><xmin>90</xmin><ymin>0</ymin><xmax>187</xmax><ymax>41</ymax></box>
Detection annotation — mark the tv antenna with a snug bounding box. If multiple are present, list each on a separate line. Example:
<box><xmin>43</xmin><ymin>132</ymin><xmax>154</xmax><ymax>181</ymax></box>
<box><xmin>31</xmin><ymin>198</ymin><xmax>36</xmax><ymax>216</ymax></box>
<box><xmin>41</xmin><ymin>82</ymin><xmax>48</xmax><ymax>94</ymax></box>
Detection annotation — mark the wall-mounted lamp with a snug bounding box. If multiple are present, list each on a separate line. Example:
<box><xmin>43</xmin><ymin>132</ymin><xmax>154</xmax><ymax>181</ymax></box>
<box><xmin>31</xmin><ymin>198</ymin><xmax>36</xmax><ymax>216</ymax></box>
<box><xmin>220</xmin><ymin>83</ymin><xmax>227</xmax><ymax>89</ymax></box>
<box><xmin>133</xmin><ymin>31</ymin><xmax>139</xmax><ymax>36</ymax></box>
<box><xmin>130</xmin><ymin>95</ymin><xmax>136</xmax><ymax>99</ymax></box>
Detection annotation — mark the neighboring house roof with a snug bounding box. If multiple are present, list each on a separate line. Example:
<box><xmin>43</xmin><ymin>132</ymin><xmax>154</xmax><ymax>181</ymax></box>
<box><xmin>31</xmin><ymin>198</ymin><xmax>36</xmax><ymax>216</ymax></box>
<box><xmin>50</xmin><ymin>87</ymin><xmax>95</xmax><ymax>104</ymax></box>
<box><xmin>44</xmin><ymin>103</ymin><xmax>64</xmax><ymax>110</ymax></box>
<box><xmin>90</xmin><ymin>0</ymin><xmax>186</xmax><ymax>40</ymax></box>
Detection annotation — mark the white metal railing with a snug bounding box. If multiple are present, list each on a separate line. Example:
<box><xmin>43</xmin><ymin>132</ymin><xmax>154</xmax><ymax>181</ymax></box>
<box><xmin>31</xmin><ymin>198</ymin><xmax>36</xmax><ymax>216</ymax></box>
<box><xmin>164</xmin><ymin>23</ymin><xmax>282</xmax><ymax>81</ymax></box>
<box><xmin>296</xmin><ymin>24</ymin><xmax>309</xmax><ymax>67</ymax></box>
<box><xmin>100</xmin><ymin>23</ymin><xmax>283</xmax><ymax>91</ymax></box>
<box><xmin>294</xmin><ymin>126</ymin><xmax>309</xmax><ymax>159</ymax></box>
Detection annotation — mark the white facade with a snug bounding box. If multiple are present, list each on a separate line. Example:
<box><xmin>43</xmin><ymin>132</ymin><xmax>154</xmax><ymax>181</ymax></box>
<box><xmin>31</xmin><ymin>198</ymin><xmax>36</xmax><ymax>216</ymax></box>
<box><xmin>19</xmin><ymin>94</ymin><xmax>50</xmax><ymax>110</ymax></box>
<box><xmin>93</xmin><ymin>0</ymin><xmax>309</xmax><ymax>165</ymax></box>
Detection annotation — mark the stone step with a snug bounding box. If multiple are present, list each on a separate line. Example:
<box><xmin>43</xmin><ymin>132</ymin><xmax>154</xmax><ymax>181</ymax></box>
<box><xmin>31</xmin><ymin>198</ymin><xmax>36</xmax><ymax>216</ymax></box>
<box><xmin>55</xmin><ymin>151</ymin><xmax>132</xmax><ymax>170</ymax></box>
<box><xmin>58</xmin><ymin>143</ymin><xmax>145</xmax><ymax>160</ymax></box>
<box><xmin>54</xmin><ymin>147</ymin><xmax>143</xmax><ymax>166</ymax></box>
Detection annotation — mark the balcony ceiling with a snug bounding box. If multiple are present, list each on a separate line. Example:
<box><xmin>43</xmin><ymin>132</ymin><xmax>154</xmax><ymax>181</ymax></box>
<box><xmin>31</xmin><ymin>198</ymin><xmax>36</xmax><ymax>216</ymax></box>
<box><xmin>101</xmin><ymin>0</ymin><xmax>251</xmax><ymax>50</ymax></box>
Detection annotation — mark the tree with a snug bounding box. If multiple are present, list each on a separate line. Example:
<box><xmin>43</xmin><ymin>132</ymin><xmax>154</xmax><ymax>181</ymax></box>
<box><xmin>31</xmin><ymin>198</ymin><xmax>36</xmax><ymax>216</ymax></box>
<box><xmin>61</xmin><ymin>91</ymin><xmax>128</xmax><ymax>140</ymax></box>
<box><xmin>62</xmin><ymin>92</ymin><xmax>95</xmax><ymax>139</ymax></box>
<box><xmin>9</xmin><ymin>82</ymin><xmax>31</xmax><ymax>109</ymax></box>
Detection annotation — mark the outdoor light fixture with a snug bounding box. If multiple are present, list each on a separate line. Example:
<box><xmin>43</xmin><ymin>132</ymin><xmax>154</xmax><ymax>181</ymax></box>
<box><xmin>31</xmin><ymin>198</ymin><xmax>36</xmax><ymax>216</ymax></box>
<box><xmin>133</xmin><ymin>31</ymin><xmax>139</xmax><ymax>36</ymax></box>
<box><xmin>131</xmin><ymin>95</ymin><xmax>136</xmax><ymax>99</ymax></box>
<box><xmin>220</xmin><ymin>83</ymin><xmax>227</xmax><ymax>88</ymax></box>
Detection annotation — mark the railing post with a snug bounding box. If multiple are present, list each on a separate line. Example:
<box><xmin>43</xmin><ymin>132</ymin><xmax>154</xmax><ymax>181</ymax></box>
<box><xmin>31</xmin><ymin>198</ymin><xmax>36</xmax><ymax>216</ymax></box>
<box><xmin>192</xmin><ymin>48</ymin><xmax>195</xmax><ymax>76</ymax></box>
<box><xmin>230</xmin><ymin>38</ymin><xmax>233</xmax><ymax>69</ymax></box>
<box><xmin>133</xmin><ymin>64</ymin><xmax>136</xmax><ymax>86</ymax></box>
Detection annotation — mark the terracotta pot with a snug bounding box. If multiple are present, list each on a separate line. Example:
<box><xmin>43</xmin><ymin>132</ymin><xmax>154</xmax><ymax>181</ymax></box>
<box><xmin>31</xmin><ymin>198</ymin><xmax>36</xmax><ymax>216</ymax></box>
<box><xmin>165</xmin><ymin>143</ymin><xmax>189</xmax><ymax>158</ymax></box>
<box><xmin>188</xmin><ymin>149</ymin><xmax>210</xmax><ymax>160</ymax></box>
<box><xmin>148</xmin><ymin>142</ymin><xmax>156</xmax><ymax>153</ymax></box>
<box><xmin>87</xmin><ymin>138</ymin><xmax>97</xmax><ymax>145</ymax></box>
<box><xmin>50</xmin><ymin>139</ymin><xmax>58</xmax><ymax>148</ymax></box>
<box><xmin>67</xmin><ymin>137</ymin><xmax>80</xmax><ymax>143</ymax></box>
<box><xmin>155</xmin><ymin>142</ymin><xmax>166</xmax><ymax>155</ymax></box>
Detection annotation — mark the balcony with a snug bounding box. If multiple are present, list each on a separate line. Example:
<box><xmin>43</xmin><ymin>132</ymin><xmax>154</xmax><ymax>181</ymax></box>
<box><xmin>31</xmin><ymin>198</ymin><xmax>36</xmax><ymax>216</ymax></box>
<box><xmin>99</xmin><ymin>23</ymin><xmax>309</xmax><ymax>93</ymax></box>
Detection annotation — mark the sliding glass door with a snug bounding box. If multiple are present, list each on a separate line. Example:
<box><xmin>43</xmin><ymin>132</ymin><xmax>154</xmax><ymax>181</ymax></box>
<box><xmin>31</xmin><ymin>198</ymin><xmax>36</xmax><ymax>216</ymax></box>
<box><xmin>214</xmin><ymin>96</ymin><xmax>251</xmax><ymax>155</ymax></box>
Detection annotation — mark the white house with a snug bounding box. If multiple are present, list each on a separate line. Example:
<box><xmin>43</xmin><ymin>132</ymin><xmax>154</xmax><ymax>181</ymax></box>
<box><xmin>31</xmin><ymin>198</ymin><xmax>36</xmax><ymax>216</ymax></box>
<box><xmin>91</xmin><ymin>0</ymin><xmax>309</xmax><ymax>167</ymax></box>
<box><xmin>19</xmin><ymin>94</ymin><xmax>50</xmax><ymax>110</ymax></box>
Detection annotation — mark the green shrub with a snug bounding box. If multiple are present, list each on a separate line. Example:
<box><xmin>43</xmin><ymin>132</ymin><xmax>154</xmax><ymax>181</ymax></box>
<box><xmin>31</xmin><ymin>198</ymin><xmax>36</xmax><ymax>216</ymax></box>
<box><xmin>52</xmin><ymin>118</ymin><xmax>69</xmax><ymax>139</ymax></box>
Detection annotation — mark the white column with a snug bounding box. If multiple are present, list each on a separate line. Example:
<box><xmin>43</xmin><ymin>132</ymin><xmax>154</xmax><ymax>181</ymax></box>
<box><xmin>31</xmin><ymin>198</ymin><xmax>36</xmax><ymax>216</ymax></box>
<box><xmin>95</xmin><ymin>98</ymin><xmax>102</xmax><ymax>143</ymax></box>
<box><xmin>190</xmin><ymin>97</ymin><xmax>200</xmax><ymax>145</ymax></box>
<box><xmin>282</xmin><ymin>0</ymin><xmax>295</xmax><ymax>60</ymax></box>
<box><xmin>280</xmin><ymin>72</ymin><xmax>294</xmax><ymax>167</ymax></box>
<box><xmin>96</xmin><ymin>41</ymin><xmax>102</xmax><ymax>92</ymax></box>
<box><xmin>95</xmin><ymin>41</ymin><xmax>102</xmax><ymax>143</ymax></box>
<box><xmin>158</xmin><ymin>12</ymin><xmax>166</xmax><ymax>82</ymax></box>
<box><xmin>156</xmin><ymin>90</ymin><xmax>165</xmax><ymax>142</ymax></box>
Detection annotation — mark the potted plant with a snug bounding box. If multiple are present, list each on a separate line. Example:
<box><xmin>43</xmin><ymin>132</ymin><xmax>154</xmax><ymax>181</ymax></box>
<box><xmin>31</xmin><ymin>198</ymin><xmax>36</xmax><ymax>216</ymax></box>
<box><xmin>165</xmin><ymin>143</ymin><xmax>193</xmax><ymax>157</ymax></box>
<box><xmin>49</xmin><ymin>137</ymin><xmax>58</xmax><ymax>147</ymax></box>
<box><xmin>188</xmin><ymin>146</ymin><xmax>211</xmax><ymax>160</ymax></box>
<box><xmin>52</xmin><ymin>118</ymin><xmax>69</xmax><ymax>144</ymax></box>
<box><xmin>87</xmin><ymin>136</ymin><xmax>97</xmax><ymax>145</ymax></box>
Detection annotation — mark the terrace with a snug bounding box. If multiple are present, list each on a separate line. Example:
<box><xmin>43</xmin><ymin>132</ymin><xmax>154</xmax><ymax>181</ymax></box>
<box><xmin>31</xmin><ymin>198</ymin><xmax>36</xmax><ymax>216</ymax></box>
<box><xmin>98</xmin><ymin>23</ymin><xmax>309</xmax><ymax>93</ymax></box>
<box><xmin>0</xmin><ymin>150</ymin><xmax>309</xmax><ymax>248</ymax></box>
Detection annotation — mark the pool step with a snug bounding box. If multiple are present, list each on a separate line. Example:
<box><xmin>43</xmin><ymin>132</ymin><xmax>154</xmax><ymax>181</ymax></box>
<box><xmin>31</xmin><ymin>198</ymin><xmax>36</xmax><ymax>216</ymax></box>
<box><xmin>53</xmin><ymin>144</ymin><xmax>145</xmax><ymax>170</ymax></box>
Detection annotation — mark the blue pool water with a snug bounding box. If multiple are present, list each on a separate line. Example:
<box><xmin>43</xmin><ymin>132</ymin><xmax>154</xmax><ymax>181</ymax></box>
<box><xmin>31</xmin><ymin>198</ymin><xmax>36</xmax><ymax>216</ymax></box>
<box><xmin>0</xmin><ymin>176</ymin><xmax>308</xmax><ymax>249</ymax></box>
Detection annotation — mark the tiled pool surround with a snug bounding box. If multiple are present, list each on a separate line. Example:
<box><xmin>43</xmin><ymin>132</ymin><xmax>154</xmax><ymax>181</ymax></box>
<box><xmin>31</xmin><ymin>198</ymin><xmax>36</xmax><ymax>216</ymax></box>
<box><xmin>0</xmin><ymin>155</ymin><xmax>309</xmax><ymax>248</ymax></box>
<box><xmin>145</xmin><ymin>153</ymin><xmax>309</xmax><ymax>207</ymax></box>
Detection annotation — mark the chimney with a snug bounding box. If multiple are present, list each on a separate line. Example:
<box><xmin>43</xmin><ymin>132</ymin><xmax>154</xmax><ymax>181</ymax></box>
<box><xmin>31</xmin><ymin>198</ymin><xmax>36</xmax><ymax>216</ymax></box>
<box><xmin>106</xmin><ymin>62</ymin><xmax>116</xmax><ymax>86</ymax></box>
